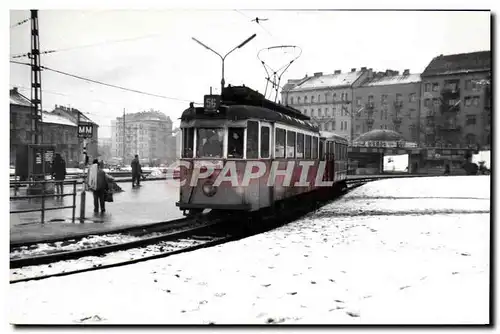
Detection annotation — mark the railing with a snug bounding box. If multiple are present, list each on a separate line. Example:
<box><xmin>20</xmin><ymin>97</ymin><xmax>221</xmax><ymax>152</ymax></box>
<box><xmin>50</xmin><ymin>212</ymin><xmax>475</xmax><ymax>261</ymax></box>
<box><xmin>10</xmin><ymin>179</ymin><xmax>82</xmax><ymax>224</ymax></box>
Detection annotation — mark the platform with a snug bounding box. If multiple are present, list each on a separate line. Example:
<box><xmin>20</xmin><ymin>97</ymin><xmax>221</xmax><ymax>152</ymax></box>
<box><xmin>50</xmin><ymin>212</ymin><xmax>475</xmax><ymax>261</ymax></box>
<box><xmin>10</xmin><ymin>180</ymin><xmax>184</xmax><ymax>245</ymax></box>
<box><xmin>9</xmin><ymin>174</ymin><xmax>427</xmax><ymax>245</ymax></box>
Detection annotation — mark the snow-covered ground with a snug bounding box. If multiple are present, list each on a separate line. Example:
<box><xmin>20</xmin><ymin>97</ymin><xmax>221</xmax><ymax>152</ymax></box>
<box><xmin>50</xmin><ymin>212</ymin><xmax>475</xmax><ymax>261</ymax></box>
<box><xmin>9</xmin><ymin>176</ymin><xmax>490</xmax><ymax>325</ymax></box>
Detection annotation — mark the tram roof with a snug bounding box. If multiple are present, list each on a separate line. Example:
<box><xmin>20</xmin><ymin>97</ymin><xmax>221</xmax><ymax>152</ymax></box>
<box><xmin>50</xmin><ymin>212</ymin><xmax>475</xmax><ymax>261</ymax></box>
<box><xmin>181</xmin><ymin>104</ymin><xmax>319</xmax><ymax>132</ymax></box>
<box><xmin>180</xmin><ymin>85</ymin><xmax>319</xmax><ymax>132</ymax></box>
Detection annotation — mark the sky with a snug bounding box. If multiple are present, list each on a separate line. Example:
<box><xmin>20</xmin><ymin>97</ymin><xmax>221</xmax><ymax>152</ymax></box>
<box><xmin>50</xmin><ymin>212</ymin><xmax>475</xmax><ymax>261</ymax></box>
<box><xmin>9</xmin><ymin>9</ymin><xmax>491</xmax><ymax>138</ymax></box>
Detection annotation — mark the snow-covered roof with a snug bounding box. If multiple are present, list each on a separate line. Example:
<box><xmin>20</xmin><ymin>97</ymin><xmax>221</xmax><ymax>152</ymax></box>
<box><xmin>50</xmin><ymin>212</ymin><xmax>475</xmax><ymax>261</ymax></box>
<box><xmin>291</xmin><ymin>71</ymin><xmax>364</xmax><ymax>91</ymax></box>
<box><xmin>363</xmin><ymin>74</ymin><xmax>421</xmax><ymax>87</ymax></box>
<box><xmin>42</xmin><ymin>112</ymin><xmax>76</xmax><ymax>127</ymax></box>
<box><xmin>10</xmin><ymin>88</ymin><xmax>32</xmax><ymax>107</ymax></box>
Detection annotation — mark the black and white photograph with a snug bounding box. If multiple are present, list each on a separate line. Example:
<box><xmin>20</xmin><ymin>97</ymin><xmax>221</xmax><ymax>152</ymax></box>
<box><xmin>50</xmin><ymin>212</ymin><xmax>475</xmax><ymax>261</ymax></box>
<box><xmin>6</xmin><ymin>3</ymin><xmax>492</xmax><ymax>326</ymax></box>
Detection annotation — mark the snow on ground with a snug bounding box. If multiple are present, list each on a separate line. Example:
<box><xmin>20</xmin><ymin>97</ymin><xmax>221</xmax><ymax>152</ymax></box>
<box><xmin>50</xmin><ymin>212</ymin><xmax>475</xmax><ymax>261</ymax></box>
<box><xmin>9</xmin><ymin>176</ymin><xmax>490</xmax><ymax>325</ymax></box>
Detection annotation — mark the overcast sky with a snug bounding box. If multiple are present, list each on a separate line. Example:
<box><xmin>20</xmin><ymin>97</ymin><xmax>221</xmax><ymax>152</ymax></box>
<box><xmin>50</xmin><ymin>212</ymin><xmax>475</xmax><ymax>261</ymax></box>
<box><xmin>9</xmin><ymin>10</ymin><xmax>490</xmax><ymax>138</ymax></box>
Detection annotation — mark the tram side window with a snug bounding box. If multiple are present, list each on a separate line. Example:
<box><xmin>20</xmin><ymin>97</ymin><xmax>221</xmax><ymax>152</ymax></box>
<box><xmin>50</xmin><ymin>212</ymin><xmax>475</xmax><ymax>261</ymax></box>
<box><xmin>246</xmin><ymin>121</ymin><xmax>259</xmax><ymax>159</ymax></box>
<box><xmin>260</xmin><ymin>126</ymin><xmax>270</xmax><ymax>158</ymax></box>
<box><xmin>305</xmin><ymin>135</ymin><xmax>311</xmax><ymax>159</ymax></box>
<box><xmin>228</xmin><ymin>128</ymin><xmax>244</xmax><ymax>158</ymax></box>
<box><xmin>319</xmin><ymin>139</ymin><xmax>324</xmax><ymax>159</ymax></box>
<box><xmin>297</xmin><ymin>133</ymin><xmax>305</xmax><ymax>158</ymax></box>
<box><xmin>182</xmin><ymin>128</ymin><xmax>194</xmax><ymax>158</ymax></box>
<box><xmin>275</xmin><ymin>128</ymin><xmax>286</xmax><ymax>158</ymax></box>
<box><xmin>312</xmin><ymin>137</ymin><xmax>318</xmax><ymax>159</ymax></box>
<box><xmin>287</xmin><ymin>131</ymin><xmax>296</xmax><ymax>158</ymax></box>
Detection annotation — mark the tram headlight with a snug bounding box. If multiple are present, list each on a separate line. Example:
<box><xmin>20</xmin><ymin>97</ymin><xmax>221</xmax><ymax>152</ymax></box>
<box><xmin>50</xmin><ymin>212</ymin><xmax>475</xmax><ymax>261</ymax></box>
<box><xmin>202</xmin><ymin>180</ymin><xmax>217</xmax><ymax>197</ymax></box>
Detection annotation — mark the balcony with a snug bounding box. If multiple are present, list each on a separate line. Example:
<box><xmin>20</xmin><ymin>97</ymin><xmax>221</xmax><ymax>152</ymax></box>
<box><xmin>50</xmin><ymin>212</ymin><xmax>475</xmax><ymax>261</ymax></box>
<box><xmin>441</xmin><ymin>88</ymin><xmax>461</xmax><ymax>100</ymax></box>
<box><xmin>441</xmin><ymin>104</ymin><xmax>460</xmax><ymax>113</ymax></box>
<box><xmin>439</xmin><ymin>124</ymin><xmax>462</xmax><ymax>132</ymax></box>
<box><xmin>366</xmin><ymin>118</ymin><xmax>374</xmax><ymax>125</ymax></box>
<box><xmin>392</xmin><ymin>116</ymin><xmax>403</xmax><ymax>124</ymax></box>
<box><xmin>365</xmin><ymin>102</ymin><xmax>375</xmax><ymax>109</ymax></box>
<box><xmin>393</xmin><ymin>100</ymin><xmax>404</xmax><ymax>108</ymax></box>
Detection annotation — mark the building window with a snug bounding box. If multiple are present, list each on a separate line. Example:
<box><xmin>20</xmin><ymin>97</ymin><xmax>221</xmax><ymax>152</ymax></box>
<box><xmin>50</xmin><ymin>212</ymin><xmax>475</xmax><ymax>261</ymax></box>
<box><xmin>290</xmin><ymin>97</ymin><xmax>294</xmax><ymax>105</ymax></box>
<box><xmin>311</xmin><ymin>109</ymin><xmax>315</xmax><ymax>117</ymax></box>
<box><xmin>448</xmin><ymin>99</ymin><xmax>457</xmax><ymax>106</ymax></box>
<box><xmin>424</xmin><ymin>98</ymin><xmax>431</xmax><ymax>108</ymax></box>
<box><xmin>304</xmin><ymin>96</ymin><xmax>308</xmax><ymax>104</ymax></box>
<box><xmin>318</xmin><ymin>95</ymin><xmax>321</xmax><ymax>103</ymax></box>
<box><xmin>425</xmin><ymin>83</ymin><xmax>431</xmax><ymax>92</ymax></box>
<box><xmin>345</xmin><ymin>93</ymin><xmax>349</xmax><ymax>101</ymax></box>
<box><xmin>318</xmin><ymin>108</ymin><xmax>322</xmax><ymax>117</ymax></box>
<box><xmin>356</xmin><ymin>97</ymin><xmax>362</xmax><ymax>106</ymax></box>
<box><xmin>472</xmin><ymin>96</ymin><xmax>480</xmax><ymax>106</ymax></box>
<box><xmin>381</xmin><ymin>95</ymin><xmax>388</xmax><ymax>105</ymax></box>
<box><xmin>465</xmin><ymin>96</ymin><xmax>472</xmax><ymax>106</ymax></box>
<box><xmin>311</xmin><ymin>96</ymin><xmax>315</xmax><ymax>104</ymax></box>
<box><xmin>466</xmin><ymin>115</ymin><xmax>477</xmax><ymax>126</ymax></box>
<box><xmin>432</xmin><ymin>83</ymin><xmax>439</xmax><ymax>92</ymax></box>
<box><xmin>333</xmin><ymin>93</ymin><xmax>337</xmax><ymax>101</ymax></box>
<box><xmin>340</xmin><ymin>122</ymin><xmax>344</xmax><ymax>131</ymax></box>
<box><xmin>368</xmin><ymin>95</ymin><xmax>374</xmax><ymax>103</ymax></box>
<box><xmin>465</xmin><ymin>80</ymin><xmax>472</xmax><ymax>91</ymax></box>
<box><xmin>298</xmin><ymin>97</ymin><xmax>301</xmax><ymax>104</ymax></box>
<box><xmin>409</xmin><ymin>93</ymin><xmax>416</xmax><ymax>102</ymax></box>
<box><xmin>325</xmin><ymin>108</ymin><xmax>329</xmax><ymax>116</ymax></box>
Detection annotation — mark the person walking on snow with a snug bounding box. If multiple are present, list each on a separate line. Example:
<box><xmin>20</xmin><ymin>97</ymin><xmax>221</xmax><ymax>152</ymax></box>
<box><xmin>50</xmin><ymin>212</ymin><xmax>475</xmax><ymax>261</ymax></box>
<box><xmin>131</xmin><ymin>154</ymin><xmax>142</xmax><ymax>187</ymax></box>
<box><xmin>51</xmin><ymin>153</ymin><xmax>67</xmax><ymax>195</ymax></box>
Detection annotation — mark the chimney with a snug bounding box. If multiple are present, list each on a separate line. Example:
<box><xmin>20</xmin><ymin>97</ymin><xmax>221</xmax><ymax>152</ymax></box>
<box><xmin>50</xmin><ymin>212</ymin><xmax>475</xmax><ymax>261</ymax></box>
<box><xmin>385</xmin><ymin>69</ymin><xmax>391</xmax><ymax>76</ymax></box>
<box><xmin>314</xmin><ymin>72</ymin><xmax>323</xmax><ymax>77</ymax></box>
<box><xmin>361</xmin><ymin>67</ymin><xmax>367</xmax><ymax>71</ymax></box>
<box><xmin>12</xmin><ymin>87</ymin><xmax>18</xmax><ymax>93</ymax></box>
<box><xmin>351</xmin><ymin>68</ymin><xmax>356</xmax><ymax>72</ymax></box>
<box><xmin>334</xmin><ymin>70</ymin><xmax>341</xmax><ymax>74</ymax></box>
<box><xmin>394</xmin><ymin>71</ymin><xmax>399</xmax><ymax>75</ymax></box>
<box><xmin>367</xmin><ymin>68</ymin><xmax>373</xmax><ymax>79</ymax></box>
<box><xmin>403</xmin><ymin>69</ymin><xmax>410</xmax><ymax>75</ymax></box>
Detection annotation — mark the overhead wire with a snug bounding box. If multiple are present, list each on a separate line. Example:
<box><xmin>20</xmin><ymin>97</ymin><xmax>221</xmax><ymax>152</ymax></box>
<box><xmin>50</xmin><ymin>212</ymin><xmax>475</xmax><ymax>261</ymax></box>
<box><xmin>10</xmin><ymin>60</ymin><xmax>202</xmax><ymax>105</ymax></box>
<box><xmin>10</xmin><ymin>17</ymin><xmax>30</xmax><ymax>29</ymax></box>
<box><xmin>10</xmin><ymin>33</ymin><xmax>163</xmax><ymax>59</ymax></box>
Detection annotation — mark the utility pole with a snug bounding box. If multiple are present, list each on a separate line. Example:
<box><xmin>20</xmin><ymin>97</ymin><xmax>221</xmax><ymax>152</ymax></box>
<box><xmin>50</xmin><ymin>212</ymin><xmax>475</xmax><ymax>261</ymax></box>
<box><xmin>30</xmin><ymin>9</ymin><xmax>42</xmax><ymax>145</ymax></box>
<box><xmin>122</xmin><ymin>108</ymin><xmax>126</xmax><ymax>165</ymax></box>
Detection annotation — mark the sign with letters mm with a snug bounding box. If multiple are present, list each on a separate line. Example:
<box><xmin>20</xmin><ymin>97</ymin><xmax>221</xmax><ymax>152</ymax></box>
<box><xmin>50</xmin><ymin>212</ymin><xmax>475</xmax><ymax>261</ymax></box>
<box><xmin>78</xmin><ymin>122</ymin><xmax>93</xmax><ymax>138</ymax></box>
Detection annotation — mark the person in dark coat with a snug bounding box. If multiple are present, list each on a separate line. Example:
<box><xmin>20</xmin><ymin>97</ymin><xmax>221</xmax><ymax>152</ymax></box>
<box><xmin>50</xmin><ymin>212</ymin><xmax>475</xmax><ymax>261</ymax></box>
<box><xmin>93</xmin><ymin>159</ymin><xmax>109</xmax><ymax>213</ymax></box>
<box><xmin>51</xmin><ymin>153</ymin><xmax>67</xmax><ymax>195</ymax></box>
<box><xmin>131</xmin><ymin>154</ymin><xmax>142</xmax><ymax>187</ymax></box>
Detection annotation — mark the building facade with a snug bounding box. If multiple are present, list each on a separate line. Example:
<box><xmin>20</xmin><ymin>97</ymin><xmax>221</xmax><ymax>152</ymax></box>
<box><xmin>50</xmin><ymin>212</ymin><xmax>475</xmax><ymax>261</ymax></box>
<box><xmin>111</xmin><ymin>110</ymin><xmax>173</xmax><ymax>164</ymax></box>
<box><xmin>420</xmin><ymin>51</ymin><xmax>491</xmax><ymax>149</ymax></box>
<box><xmin>281</xmin><ymin>68</ymin><xmax>371</xmax><ymax>141</ymax></box>
<box><xmin>352</xmin><ymin>69</ymin><xmax>422</xmax><ymax>143</ymax></box>
<box><xmin>10</xmin><ymin>88</ymin><xmax>99</xmax><ymax>167</ymax></box>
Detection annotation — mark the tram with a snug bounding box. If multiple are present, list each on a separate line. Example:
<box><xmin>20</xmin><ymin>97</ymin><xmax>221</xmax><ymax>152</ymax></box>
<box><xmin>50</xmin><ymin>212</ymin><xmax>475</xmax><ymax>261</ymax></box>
<box><xmin>176</xmin><ymin>85</ymin><xmax>348</xmax><ymax>216</ymax></box>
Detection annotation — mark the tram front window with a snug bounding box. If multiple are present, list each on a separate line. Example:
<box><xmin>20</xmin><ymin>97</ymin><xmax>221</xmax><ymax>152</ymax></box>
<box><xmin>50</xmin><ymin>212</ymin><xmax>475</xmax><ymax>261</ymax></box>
<box><xmin>228</xmin><ymin>128</ymin><xmax>244</xmax><ymax>158</ymax></box>
<box><xmin>197</xmin><ymin>128</ymin><xmax>223</xmax><ymax>158</ymax></box>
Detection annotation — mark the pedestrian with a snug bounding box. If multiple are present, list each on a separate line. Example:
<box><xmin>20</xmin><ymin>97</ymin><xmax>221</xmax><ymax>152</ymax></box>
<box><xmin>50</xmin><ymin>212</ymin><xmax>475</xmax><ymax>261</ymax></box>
<box><xmin>51</xmin><ymin>153</ymin><xmax>67</xmax><ymax>196</ymax></box>
<box><xmin>444</xmin><ymin>163</ymin><xmax>450</xmax><ymax>176</ymax></box>
<box><xmin>93</xmin><ymin>160</ymin><xmax>109</xmax><ymax>213</ymax></box>
<box><xmin>131</xmin><ymin>154</ymin><xmax>142</xmax><ymax>187</ymax></box>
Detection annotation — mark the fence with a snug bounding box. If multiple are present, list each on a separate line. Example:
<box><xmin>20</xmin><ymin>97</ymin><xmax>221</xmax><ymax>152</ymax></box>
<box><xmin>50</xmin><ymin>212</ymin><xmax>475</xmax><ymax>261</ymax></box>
<box><xmin>10</xmin><ymin>179</ymin><xmax>83</xmax><ymax>224</ymax></box>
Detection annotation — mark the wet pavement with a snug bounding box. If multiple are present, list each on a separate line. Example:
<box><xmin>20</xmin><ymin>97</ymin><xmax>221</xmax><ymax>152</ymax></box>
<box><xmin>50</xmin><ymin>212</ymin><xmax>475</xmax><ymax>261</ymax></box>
<box><xmin>10</xmin><ymin>180</ymin><xmax>183</xmax><ymax>244</ymax></box>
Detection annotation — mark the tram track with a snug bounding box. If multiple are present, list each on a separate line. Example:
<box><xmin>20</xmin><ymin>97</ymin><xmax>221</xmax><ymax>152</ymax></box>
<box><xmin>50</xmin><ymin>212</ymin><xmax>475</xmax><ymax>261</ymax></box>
<box><xmin>9</xmin><ymin>177</ymin><xmax>378</xmax><ymax>284</ymax></box>
<box><xmin>10</xmin><ymin>218</ymin><xmax>238</xmax><ymax>284</ymax></box>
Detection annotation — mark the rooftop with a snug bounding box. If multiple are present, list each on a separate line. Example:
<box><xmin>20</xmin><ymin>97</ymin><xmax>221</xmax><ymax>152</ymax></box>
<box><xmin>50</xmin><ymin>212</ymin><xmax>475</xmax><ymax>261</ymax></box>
<box><xmin>10</xmin><ymin>88</ymin><xmax>32</xmax><ymax>107</ymax></box>
<box><xmin>290</xmin><ymin>71</ymin><xmax>365</xmax><ymax>91</ymax></box>
<box><xmin>42</xmin><ymin>112</ymin><xmax>77</xmax><ymax>127</ymax></box>
<box><xmin>362</xmin><ymin>73</ymin><xmax>421</xmax><ymax>87</ymax></box>
<box><xmin>355</xmin><ymin>129</ymin><xmax>407</xmax><ymax>142</ymax></box>
<box><xmin>422</xmin><ymin>51</ymin><xmax>491</xmax><ymax>77</ymax></box>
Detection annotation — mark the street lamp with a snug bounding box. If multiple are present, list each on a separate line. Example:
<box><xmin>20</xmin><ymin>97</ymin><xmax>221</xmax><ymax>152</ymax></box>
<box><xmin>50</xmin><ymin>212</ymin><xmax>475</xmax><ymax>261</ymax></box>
<box><xmin>192</xmin><ymin>34</ymin><xmax>257</xmax><ymax>94</ymax></box>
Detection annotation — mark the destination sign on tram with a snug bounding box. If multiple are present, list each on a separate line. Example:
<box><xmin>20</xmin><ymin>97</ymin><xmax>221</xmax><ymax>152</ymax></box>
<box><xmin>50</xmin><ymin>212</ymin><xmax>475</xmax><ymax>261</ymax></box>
<box><xmin>204</xmin><ymin>95</ymin><xmax>220</xmax><ymax>113</ymax></box>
